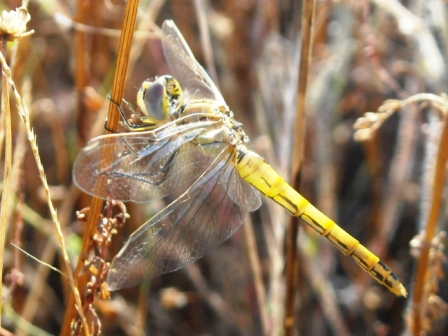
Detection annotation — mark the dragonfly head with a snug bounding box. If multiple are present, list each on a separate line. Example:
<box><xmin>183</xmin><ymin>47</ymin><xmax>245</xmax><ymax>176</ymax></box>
<box><xmin>137</xmin><ymin>75</ymin><xmax>182</xmax><ymax>122</ymax></box>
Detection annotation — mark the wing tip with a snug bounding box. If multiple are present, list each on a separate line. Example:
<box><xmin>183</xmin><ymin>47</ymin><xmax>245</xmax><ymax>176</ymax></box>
<box><xmin>163</xmin><ymin>19</ymin><xmax>175</xmax><ymax>29</ymax></box>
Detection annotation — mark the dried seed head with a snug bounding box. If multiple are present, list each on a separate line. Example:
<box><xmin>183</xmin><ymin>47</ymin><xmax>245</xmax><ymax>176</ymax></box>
<box><xmin>353</xmin><ymin>113</ymin><xmax>379</xmax><ymax>130</ymax></box>
<box><xmin>0</xmin><ymin>7</ymin><xmax>34</xmax><ymax>41</ymax></box>
<box><xmin>378</xmin><ymin>99</ymin><xmax>402</xmax><ymax>113</ymax></box>
<box><xmin>353</xmin><ymin>128</ymin><xmax>373</xmax><ymax>142</ymax></box>
<box><xmin>353</xmin><ymin>109</ymin><xmax>394</xmax><ymax>142</ymax></box>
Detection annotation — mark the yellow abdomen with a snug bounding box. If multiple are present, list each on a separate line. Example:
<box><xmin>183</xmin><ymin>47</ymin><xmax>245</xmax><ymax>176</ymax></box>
<box><xmin>236</xmin><ymin>147</ymin><xmax>407</xmax><ymax>297</ymax></box>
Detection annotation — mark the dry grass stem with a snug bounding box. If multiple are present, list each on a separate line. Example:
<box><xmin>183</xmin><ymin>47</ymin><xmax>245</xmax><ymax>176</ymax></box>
<box><xmin>285</xmin><ymin>0</ymin><xmax>317</xmax><ymax>334</ymax></box>
<box><xmin>10</xmin><ymin>243</ymin><xmax>65</xmax><ymax>276</ymax></box>
<box><xmin>411</xmin><ymin>115</ymin><xmax>448</xmax><ymax>334</ymax></box>
<box><xmin>408</xmin><ymin>231</ymin><xmax>447</xmax><ymax>332</ymax></box>
<box><xmin>0</xmin><ymin>7</ymin><xmax>34</xmax><ymax>325</ymax></box>
<box><xmin>61</xmin><ymin>0</ymin><xmax>141</xmax><ymax>333</ymax></box>
<box><xmin>0</xmin><ymin>52</ymin><xmax>89</xmax><ymax>334</ymax></box>
<box><xmin>194</xmin><ymin>0</ymin><xmax>218</xmax><ymax>85</ymax></box>
<box><xmin>243</xmin><ymin>215</ymin><xmax>269</xmax><ymax>334</ymax></box>
<box><xmin>0</xmin><ymin>40</ymin><xmax>13</xmax><ymax>328</ymax></box>
<box><xmin>55</xmin><ymin>13</ymin><xmax>158</xmax><ymax>39</ymax></box>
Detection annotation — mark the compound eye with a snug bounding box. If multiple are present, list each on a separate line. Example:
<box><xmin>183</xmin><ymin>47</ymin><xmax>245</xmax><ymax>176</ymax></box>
<box><xmin>143</xmin><ymin>80</ymin><xmax>167</xmax><ymax>121</ymax></box>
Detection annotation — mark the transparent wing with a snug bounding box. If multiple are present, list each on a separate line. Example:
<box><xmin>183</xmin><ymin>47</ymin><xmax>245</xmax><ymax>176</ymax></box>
<box><xmin>106</xmin><ymin>145</ymin><xmax>261</xmax><ymax>290</ymax></box>
<box><xmin>161</xmin><ymin>20</ymin><xmax>225</xmax><ymax>103</ymax></box>
<box><xmin>73</xmin><ymin>116</ymin><xmax>221</xmax><ymax>202</ymax></box>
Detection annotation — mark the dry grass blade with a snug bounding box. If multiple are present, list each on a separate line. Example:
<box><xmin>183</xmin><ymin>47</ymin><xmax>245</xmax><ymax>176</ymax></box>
<box><xmin>0</xmin><ymin>39</ymin><xmax>13</xmax><ymax>329</ymax></box>
<box><xmin>0</xmin><ymin>53</ymin><xmax>88</xmax><ymax>334</ymax></box>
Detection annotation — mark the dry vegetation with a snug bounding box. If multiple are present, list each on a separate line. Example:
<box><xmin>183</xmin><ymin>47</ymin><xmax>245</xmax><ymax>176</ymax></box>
<box><xmin>1</xmin><ymin>0</ymin><xmax>447</xmax><ymax>335</ymax></box>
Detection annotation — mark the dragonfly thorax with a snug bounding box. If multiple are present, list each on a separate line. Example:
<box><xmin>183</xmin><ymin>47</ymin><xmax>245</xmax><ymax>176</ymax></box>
<box><xmin>220</xmin><ymin>111</ymin><xmax>251</xmax><ymax>146</ymax></box>
<box><xmin>170</xmin><ymin>93</ymin><xmax>251</xmax><ymax>147</ymax></box>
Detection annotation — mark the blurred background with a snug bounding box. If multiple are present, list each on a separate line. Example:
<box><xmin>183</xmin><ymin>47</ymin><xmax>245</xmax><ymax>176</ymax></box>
<box><xmin>1</xmin><ymin>0</ymin><xmax>448</xmax><ymax>335</ymax></box>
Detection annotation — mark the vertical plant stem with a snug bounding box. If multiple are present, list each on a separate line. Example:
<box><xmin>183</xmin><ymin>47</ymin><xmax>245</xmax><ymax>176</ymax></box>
<box><xmin>75</xmin><ymin>0</ymin><xmax>89</xmax><ymax>145</ymax></box>
<box><xmin>284</xmin><ymin>220</ymin><xmax>299</xmax><ymax>335</ymax></box>
<box><xmin>0</xmin><ymin>38</ymin><xmax>12</xmax><ymax>329</ymax></box>
<box><xmin>284</xmin><ymin>0</ymin><xmax>316</xmax><ymax>334</ymax></box>
<box><xmin>243</xmin><ymin>216</ymin><xmax>269</xmax><ymax>334</ymax></box>
<box><xmin>412</xmin><ymin>110</ymin><xmax>448</xmax><ymax>335</ymax></box>
<box><xmin>61</xmin><ymin>1</ymin><xmax>141</xmax><ymax>334</ymax></box>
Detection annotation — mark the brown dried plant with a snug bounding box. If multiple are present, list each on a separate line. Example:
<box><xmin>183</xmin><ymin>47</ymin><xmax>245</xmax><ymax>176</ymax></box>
<box><xmin>354</xmin><ymin>94</ymin><xmax>448</xmax><ymax>335</ymax></box>
<box><xmin>407</xmin><ymin>231</ymin><xmax>448</xmax><ymax>332</ymax></box>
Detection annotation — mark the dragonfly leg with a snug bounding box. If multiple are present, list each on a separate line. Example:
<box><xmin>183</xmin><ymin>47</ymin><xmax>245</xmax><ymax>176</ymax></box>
<box><xmin>107</xmin><ymin>94</ymin><xmax>158</xmax><ymax>131</ymax></box>
<box><xmin>103</xmin><ymin>118</ymin><xmax>118</xmax><ymax>133</ymax></box>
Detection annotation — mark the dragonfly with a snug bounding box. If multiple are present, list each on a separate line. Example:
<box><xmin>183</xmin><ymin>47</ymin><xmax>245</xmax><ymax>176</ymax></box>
<box><xmin>73</xmin><ymin>20</ymin><xmax>407</xmax><ymax>296</ymax></box>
